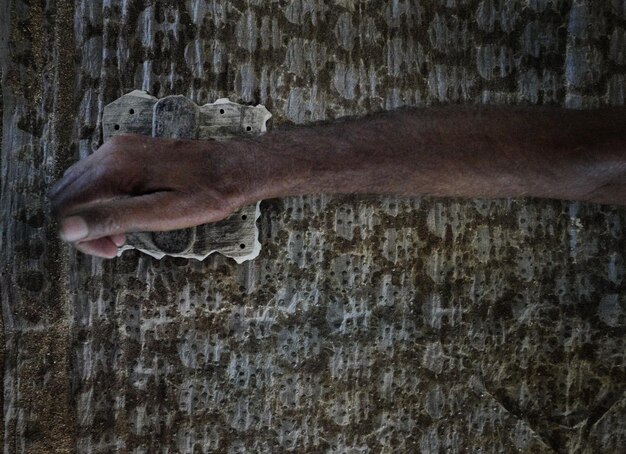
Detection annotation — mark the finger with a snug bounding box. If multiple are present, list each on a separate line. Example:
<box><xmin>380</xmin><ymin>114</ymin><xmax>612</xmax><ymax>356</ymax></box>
<box><xmin>74</xmin><ymin>235</ymin><xmax>125</xmax><ymax>256</ymax></box>
<box><xmin>50</xmin><ymin>158</ymin><xmax>170</xmax><ymax>219</ymax></box>
<box><xmin>58</xmin><ymin>191</ymin><xmax>222</xmax><ymax>242</ymax></box>
<box><xmin>50</xmin><ymin>165</ymin><xmax>121</xmax><ymax>218</ymax></box>
<box><xmin>47</xmin><ymin>151</ymin><xmax>110</xmax><ymax>200</ymax></box>
<box><xmin>74</xmin><ymin>237</ymin><xmax>119</xmax><ymax>259</ymax></box>
<box><xmin>48</xmin><ymin>161</ymin><xmax>85</xmax><ymax>199</ymax></box>
<box><xmin>110</xmin><ymin>233</ymin><xmax>126</xmax><ymax>247</ymax></box>
<box><xmin>48</xmin><ymin>134</ymin><xmax>153</xmax><ymax>200</ymax></box>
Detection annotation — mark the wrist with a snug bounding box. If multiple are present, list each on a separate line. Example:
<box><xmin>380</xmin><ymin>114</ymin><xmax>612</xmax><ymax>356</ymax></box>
<box><xmin>232</xmin><ymin>130</ymin><xmax>324</xmax><ymax>203</ymax></box>
<box><xmin>239</xmin><ymin>122</ymin><xmax>374</xmax><ymax>202</ymax></box>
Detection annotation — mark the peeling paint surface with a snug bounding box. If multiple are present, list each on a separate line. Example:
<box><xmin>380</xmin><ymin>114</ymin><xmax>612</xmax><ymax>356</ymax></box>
<box><xmin>1</xmin><ymin>0</ymin><xmax>625</xmax><ymax>452</ymax></box>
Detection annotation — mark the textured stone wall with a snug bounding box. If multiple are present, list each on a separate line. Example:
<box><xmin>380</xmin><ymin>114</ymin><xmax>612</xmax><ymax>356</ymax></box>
<box><xmin>1</xmin><ymin>0</ymin><xmax>625</xmax><ymax>452</ymax></box>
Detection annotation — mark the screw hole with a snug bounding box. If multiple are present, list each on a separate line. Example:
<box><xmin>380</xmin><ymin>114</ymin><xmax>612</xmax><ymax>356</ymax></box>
<box><xmin>241</xmin><ymin>215</ymin><xmax>248</xmax><ymax>220</ymax></box>
<box><xmin>240</xmin><ymin>243</ymin><xmax>246</xmax><ymax>249</ymax></box>
<box><xmin>246</xmin><ymin>126</ymin><xmax>251</xmax><ymax>131</ymax></box>
<box><xmin>129</xmin><ymin>108</ymin><xmax>135</xmax><ymax>114</ymax></box>
<box><xmin>114</xmin><ymin>124</ymin><xmax>120</xmax><ymax>130</ymax></box>
<box><xmin>220</xmin><ymin>109</ymin><xmax>224</xmax><ymax>114</ymax></box>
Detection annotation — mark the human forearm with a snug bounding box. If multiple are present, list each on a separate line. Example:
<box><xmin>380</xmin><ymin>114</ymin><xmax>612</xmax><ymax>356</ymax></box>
<box><xmin>49</xmin><ymin>105</ymin><xmax>625</xmax><ymax>258</ymax></box>
<box><xmin>242</xmin><ymin>106</ymin><xmax>626</xmax><ymax>205</ymax></box>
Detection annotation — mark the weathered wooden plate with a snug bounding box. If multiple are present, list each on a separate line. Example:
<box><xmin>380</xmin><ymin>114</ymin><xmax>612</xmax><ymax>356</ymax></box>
<box><xmin>102</xmin><ymin>90</ymin><xmax>270</xmax><ymax>263</ymax></box>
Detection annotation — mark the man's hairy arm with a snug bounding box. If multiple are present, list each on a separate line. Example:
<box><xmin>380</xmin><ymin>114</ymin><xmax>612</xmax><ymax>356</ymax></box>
<box><xmin>48</xmin><ymin>106</ymin><xmax>626</xmax><ymax>258</ymax></box>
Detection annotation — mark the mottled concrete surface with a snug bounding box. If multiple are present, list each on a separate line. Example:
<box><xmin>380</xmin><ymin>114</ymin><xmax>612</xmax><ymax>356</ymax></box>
<box><xmin>1</xmin><ymin>0</ymin><xmax>625</xmax><ymax>453</ymax></box>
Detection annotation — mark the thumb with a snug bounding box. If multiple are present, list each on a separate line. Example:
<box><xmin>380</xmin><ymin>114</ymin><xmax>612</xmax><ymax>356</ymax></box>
<box><xmin>58</xmin><ymin>192</ymin><xmax>222</xmax><ymax>242</ymax></box>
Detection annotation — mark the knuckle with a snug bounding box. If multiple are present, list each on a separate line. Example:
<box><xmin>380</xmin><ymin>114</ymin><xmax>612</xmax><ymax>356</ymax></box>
<box><xmin>104</xmin><ymin>135</ymin><xmax>128</xmax><ymax>154</ymax></box>
<box><xmin>92</xmin><ymin>208</ymin><xmax>122</xmax><ymax>236</ymax></box>
<box><xmin>100</xmin><ymin>146</ymin><xmax>126</xmax><ymax>170</ymax></box>
<box><xmin>103</xmin><ymin>216</ymin><xmax>122</xmax><ymax>235</ymax></box>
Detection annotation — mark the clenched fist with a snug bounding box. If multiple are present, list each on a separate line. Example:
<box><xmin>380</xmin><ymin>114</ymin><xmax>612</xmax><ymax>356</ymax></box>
<box><xmin>48</xmin><ymin>134</ymin><xmax>259</xmax><ymax>258</ymax></box>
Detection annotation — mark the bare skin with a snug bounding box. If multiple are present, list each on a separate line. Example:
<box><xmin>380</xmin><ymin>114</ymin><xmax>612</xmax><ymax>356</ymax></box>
<box><xmin>48</xmin><ymin>106</ymin><xmax>626</xmax><ymax>258</ymax></box>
